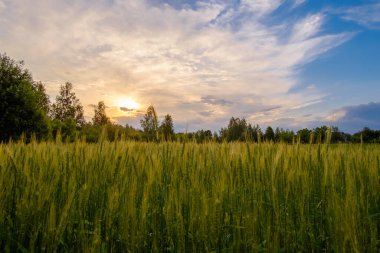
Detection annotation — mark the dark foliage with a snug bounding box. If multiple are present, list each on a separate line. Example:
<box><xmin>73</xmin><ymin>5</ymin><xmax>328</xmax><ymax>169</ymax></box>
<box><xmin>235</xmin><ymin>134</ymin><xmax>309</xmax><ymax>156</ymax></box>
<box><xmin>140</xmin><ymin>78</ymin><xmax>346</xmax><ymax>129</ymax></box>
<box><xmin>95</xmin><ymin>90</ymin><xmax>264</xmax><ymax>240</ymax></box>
<box><xmin>0</xmin><ymin>53</ymin><xmax>50</xmax><ymax>141</ymax></box>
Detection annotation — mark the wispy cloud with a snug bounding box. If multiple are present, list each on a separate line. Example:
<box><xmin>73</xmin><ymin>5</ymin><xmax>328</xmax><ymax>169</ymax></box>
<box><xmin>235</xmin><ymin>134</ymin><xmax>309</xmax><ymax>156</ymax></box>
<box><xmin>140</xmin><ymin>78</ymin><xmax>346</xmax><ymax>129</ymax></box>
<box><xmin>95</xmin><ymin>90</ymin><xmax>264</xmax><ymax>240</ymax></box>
<box><xmin>201</xmin><ymin>95</ymin><xmax>233</xmax><ymax>106</ymax></box>
<box><xmin>292</xmin><ymin>0</ymin><xmax>306</xmax><ymax>8</ymax></box>
<box><xmin>290</xmin><ymin>14</ymin><xmax>323</xmax><ymax>42</ymax></box>
<box><xmin>339</xmin><ymin>3</ymin><xmax>380</xmax><ymax>29</ymax></box>
<box><xmin>198</xmin><ymin>110</ymin><xmax>214</xmax><ymax>117</ymax></box>
<box><xmin>241</xmin><ymin>0</ymin><xmax>284</xmax><ymax>17</ymax></box>
<box><xmin>0</xmin><ymin>0</ymin><xmax>353</xmax><ymax>131</ymax></box>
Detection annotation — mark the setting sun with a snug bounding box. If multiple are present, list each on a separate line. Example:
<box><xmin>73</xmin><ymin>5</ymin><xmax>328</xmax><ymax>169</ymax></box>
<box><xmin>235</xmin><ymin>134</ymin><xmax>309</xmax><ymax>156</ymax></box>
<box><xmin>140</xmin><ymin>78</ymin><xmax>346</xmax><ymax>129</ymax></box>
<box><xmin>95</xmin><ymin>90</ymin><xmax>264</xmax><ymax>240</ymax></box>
<box><xmin>117</xmin><ymin>98</ymin><xmax>139</xmax><ymax>110</ymax></box>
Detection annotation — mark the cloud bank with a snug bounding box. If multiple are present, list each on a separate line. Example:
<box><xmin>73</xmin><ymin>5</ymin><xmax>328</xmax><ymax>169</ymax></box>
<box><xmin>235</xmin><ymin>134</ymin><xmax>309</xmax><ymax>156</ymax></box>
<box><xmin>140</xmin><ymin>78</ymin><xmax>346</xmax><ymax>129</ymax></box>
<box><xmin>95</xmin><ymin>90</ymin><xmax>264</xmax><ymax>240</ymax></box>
<box><xmin>326</xmin><ymin>102</ymin><xmax>380</xmax><ymax>133</ymax></box>
<box><xmin>0</xmin><ymin>0</ymin><xmax>354</xmax><ymax>131</ymax></box>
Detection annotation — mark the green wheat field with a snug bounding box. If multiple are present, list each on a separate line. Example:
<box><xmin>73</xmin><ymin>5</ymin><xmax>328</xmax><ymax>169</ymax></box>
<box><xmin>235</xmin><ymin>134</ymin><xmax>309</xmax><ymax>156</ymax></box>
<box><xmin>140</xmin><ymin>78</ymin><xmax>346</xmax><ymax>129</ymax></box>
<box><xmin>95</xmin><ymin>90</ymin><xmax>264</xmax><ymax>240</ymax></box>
<box><xmin>1</xmin><ymin>139</ymin><xmax>379</xmax><ymax>252</ymax></box>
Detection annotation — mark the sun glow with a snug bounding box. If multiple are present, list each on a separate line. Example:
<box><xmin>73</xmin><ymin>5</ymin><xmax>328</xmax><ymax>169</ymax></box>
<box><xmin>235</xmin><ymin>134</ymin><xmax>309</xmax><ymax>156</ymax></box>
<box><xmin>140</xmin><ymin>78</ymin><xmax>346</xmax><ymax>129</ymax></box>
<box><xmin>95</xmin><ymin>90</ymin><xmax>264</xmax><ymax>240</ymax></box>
<box><xmin>117</xmin><ymin>98</ymin><xmax>139</xmax><ymax>110</ymax></box>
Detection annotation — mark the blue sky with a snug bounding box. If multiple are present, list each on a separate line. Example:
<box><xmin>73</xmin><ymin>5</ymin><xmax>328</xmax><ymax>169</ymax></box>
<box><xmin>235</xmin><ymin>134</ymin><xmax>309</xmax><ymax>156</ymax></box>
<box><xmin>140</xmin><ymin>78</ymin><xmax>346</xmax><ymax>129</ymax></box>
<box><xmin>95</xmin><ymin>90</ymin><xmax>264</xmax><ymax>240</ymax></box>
<box><xmin>0</xmin><ymin>0</ymin><xmax>379</xmax><ymax>133</ymax></box>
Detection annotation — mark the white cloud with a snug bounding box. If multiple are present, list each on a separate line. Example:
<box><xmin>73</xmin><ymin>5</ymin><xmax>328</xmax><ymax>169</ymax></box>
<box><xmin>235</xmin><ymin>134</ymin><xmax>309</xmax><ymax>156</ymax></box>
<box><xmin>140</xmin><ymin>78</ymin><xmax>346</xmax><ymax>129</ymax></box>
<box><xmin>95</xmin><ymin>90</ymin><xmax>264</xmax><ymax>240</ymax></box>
<box><xmin>0</xmin><ymin>0</ymin><xmax>352</xmax><ymax>131</ymax></box>
<box><xmin>241</xmin><ymin>0</ymin><xmax>284</xmax><ymax>17</ymax></box>
<box><xmin>293</xmin><ymin>0</ymin><xmax>306</xmax><ymax>8</ymax></box>
<box><xmin>290</xmin><ymin>14</ymin><xmax>323</xmax><ymax>42</ymax></box>
<box><xmin>339</xmin><ymin>3</ymin><xmax>380</xmax><ymax>29</ymax></box>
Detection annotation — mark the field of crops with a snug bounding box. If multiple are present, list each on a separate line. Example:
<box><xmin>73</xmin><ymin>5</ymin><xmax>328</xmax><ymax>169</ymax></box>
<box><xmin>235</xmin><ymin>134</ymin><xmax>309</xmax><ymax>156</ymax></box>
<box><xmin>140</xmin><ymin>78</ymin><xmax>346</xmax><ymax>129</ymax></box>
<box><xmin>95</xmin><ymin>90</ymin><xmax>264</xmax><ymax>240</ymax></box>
<box><xmin>0</xmin><ymin>139</ymin><xmax>379</xmax><ymax>252</ymax></box>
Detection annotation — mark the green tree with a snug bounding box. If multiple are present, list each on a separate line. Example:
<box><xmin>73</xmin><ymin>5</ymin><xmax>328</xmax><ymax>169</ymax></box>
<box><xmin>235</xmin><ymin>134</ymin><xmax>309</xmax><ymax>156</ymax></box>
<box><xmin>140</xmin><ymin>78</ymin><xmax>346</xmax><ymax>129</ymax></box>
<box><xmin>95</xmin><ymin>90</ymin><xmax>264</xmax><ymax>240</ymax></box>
<box><xmin>160</xmin><ymin>114</ymin><xmax>174</xmax><ymax>141</ymax></box>
<box><xmin>194</xmin><ymin>129</ymin><xmax>212</xmax><ymax>143</ymax></box>
<box><xmin>125</xmin><ymin>124</ymin><xmax>144</xmax><ymax>141</ymax></box>
<box><xmin>51</xmin><ymin>117</ymin><xmax>77</xmax><ymax>142</ymax></box>
<box><xmin>221</xmin><ymin>117</ymin><xmax>248</xmax><ymax>141</ymax></box>
<box><xmin>274</xmin><ymin>127</ymin><xmax>281</xmax><ymax>142</ymax></box>
<box><xmin>353</xmin><ymin>127</ymin><xmax>380</xmax><ymax>143</ymax></box>
<box><xmin>92</xmin><ymin>101</ymin><xmax>110</xmax><ymax>126</ymax></box>
<box><xmin>246</xmin><ymin>124</ymin><xmax>262</xmax><ymax>142</ymax></box>
<box><xmin>34</xmin><ymin>81</ymin><xmax>51</xmax><ymax>115</ymax></box>
<box><xmin>313</xmin><ymin>126</ymin><xmax>328</xmax><ymax>143</ymax></box>
<box><xmin>140</xmin><ymin>105</ymin><xmax>158</xmax><ymax>141</ymax></box>
<box><xmin>52</xmin><ymin>82</ymin><xmax>85</xmax><ymax>126</ymax></box>
<box><xmin>276</xmin><ymin>128</ymin><xmax>294</xmax><ymax>143</ymax></box>
<box><xmin>328</xmin><ymin>126</ymin><xmax>349</xmax><ymax>143</ymax></box>
<box><xmin>297</xmin><ymin>128</ymin><xmax>312</xmax><ymax>144</ymax></box>
<box><xmin>264</xmin><ymin>126</ymin><xmax>275</xmax><ymax>142</ymax></box>
<box><xmin>0</xmin><ymin>53</ymin><xmax>50</xmax><ymax>141</ymax></box>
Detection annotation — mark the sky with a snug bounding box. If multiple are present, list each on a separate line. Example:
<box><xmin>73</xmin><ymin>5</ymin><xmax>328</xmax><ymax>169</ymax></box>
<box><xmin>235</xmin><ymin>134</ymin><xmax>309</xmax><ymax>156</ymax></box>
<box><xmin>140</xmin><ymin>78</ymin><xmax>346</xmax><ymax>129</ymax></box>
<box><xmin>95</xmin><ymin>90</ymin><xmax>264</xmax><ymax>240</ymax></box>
<box><xmin>0</xmin><ymin>0</ymin><xmax>379</xmax><ymax>133</ymax></box>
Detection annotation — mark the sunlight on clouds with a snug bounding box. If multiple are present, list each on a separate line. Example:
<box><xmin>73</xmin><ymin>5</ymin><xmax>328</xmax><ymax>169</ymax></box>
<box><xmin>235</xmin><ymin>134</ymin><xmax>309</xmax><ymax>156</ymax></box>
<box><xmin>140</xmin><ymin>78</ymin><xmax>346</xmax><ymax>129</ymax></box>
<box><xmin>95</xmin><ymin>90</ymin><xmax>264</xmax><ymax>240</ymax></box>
<box><xmin>116</xmin><ymin>97</ymin><xmax>139</xmax><ymax>110</ymax></box>
<box><xmin>0</xmin><ymin>0</ymin><xmax>353</xmax><ymax>130</ymax></box>
<box><xmin>325</xmin><ymin>110</ymin><xmax>347</xmax><ymax>122</ymax></box>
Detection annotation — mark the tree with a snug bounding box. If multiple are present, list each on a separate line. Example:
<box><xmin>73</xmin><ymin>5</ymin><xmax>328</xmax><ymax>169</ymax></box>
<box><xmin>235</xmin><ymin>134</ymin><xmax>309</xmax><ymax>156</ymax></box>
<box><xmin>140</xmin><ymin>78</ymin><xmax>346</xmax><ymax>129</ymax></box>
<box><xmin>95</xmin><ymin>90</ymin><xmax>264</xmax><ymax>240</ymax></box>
<box><xmin>0</xmin><ymin>53</ymin><xmax>50</xmax><ymax>141</ymax></box>
<box><xmin>34</xmin><ymin>81</ymin><xmax>51</xmax><ymax>115</ymax></box>
<box><xmin>330</xmin><ymin>126</ymin><xmax>348</xmax><ymax>143</ymax></box>
<box><xmin>194</xmin><ymin>129</ymin><xmax>212</xmax><ymax>143</ymax></box>
<box><xmin>353</xmin><ymin>127</ymin><xmax>380</xmax><ymax>143</ymax></box>
<box><xmin>51</xmin><ymin>117</ymin><xmax>77</xmax><ymax>142</ymax></box>
<box><xmin>297</xmin><ymin>128</ymin><xmax>312</xmax><ymax>144</ymax></box>
<box><xmin>313</xmin><ymin>126</ymin><xmax>328</xmax><ymax>143</ymax></box>
<box><xmin>274</xmin><ymin>127</ymin><xmax>281</xmax><ymax>142</ymax></box>
<box><xmin>160</xmin><ymin>114</ymin><xmax>174</xmax><ymax>141</ymax></box>
<box><xmin>264</xmin><ymin>126</ymin><xmax>275</xmax><ymax>142</ymax></box>
<box><xmin>276</xmin><ymin>128</ymin><xmax>294</xmax><ymax>143</ymax></box>
<box><xmin>92</xmin><ymin>101</ymin><xmax>110</xmax><ymax>125</ymax></box>
<box><xmin>52</xmin><ymin>82</ymin><xmax>85</xmax><ymax>126</ymax></box>
<box><xmin>221</xmin><ymin>117</ymin><xmax>248</xmax><ymax>141</ymax></box>
<box><xmin>140</xmin><ymin>105</ymin><xmax>158</xmax><ymax>141</ymax></box>
<box><xmin>246</xmin><ymin>124</ymin><xmax>261</xmax><ymax>142</ymax></box>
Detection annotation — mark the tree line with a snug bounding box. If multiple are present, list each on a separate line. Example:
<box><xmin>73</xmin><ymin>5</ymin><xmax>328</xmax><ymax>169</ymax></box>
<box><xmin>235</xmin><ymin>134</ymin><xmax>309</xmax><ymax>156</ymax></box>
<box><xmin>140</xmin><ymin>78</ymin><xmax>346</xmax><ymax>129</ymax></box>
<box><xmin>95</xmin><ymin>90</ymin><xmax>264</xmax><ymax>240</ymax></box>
<box><xmin>1</xmin><ymin>53</ymin><xmax>380</xmax><ymax>143</ymax></box>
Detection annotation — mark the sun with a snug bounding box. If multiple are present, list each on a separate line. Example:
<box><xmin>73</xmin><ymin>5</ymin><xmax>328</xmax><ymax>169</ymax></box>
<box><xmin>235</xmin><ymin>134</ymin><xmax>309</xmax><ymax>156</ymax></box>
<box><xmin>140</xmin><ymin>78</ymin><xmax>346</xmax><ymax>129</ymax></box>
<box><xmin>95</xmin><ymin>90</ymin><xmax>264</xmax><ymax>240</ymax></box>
<box><xmin>117</xmin><ymin>98</ymin><xmax>139</xmax><ymax>110</ymax></box>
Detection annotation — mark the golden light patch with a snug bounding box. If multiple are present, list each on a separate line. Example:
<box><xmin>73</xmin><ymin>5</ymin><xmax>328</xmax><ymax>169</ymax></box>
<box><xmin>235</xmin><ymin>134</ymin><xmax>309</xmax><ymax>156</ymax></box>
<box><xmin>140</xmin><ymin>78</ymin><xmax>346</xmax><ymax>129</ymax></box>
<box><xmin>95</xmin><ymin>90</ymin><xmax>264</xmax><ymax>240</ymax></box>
<box><xmin>117</xmin><ymin>98</ymin><xmax>139</xmax><ymax>110</ymax></box>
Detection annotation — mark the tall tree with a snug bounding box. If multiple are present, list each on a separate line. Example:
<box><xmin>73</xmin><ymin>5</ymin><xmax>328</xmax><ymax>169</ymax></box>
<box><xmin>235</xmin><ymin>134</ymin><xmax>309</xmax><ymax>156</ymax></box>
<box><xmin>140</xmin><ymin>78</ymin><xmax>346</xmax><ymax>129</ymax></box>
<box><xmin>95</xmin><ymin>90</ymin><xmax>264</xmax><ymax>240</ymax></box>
<box><xmin>353</xmin><ymin>127</ymin><xmax>380</xmax><ymax>143</ymax></box>
<box><xmin>34</xmin><ymin>81</ymin><xmax>51</xmax><ymax>115</ymax></box>
<box><xmin>92</xmin><ymin>101</ymin><xmax>110</xmax><ymax>125</ymax></box>
<box><xmin>297</xmin><ymin>128</ymin><xmax>312</xmax><ymax>144</ymax></box>
<box><xmin>140</xmin><ymin>105</ymin><xmax>158</xmax><ymax>141</ymax></box>
<box><xmin>223</xmin><ymin>117</ymin><xmax>248</xmax><ymax>141</ymax></box>
<box><xmin>160</xmin><ymin>114</ymin><xmax>174</xmax><ymax>141</ymax></box>
<box><xmin>275</xmin><ymin>128</ymin><xmax>294</xmax><ymax>143</ymax></box>
<box><xmin>274</xmin><ymin>127</ymin><xmax>281</xmax><ymax>142</ymax></box>
<box><xmin>264</xmin><ymin>126</ymin><xmax>275</xmax><ymax>142</ymax></box>
<box><xmin>52</xmin><ymin>82</ymin><xmax>84</xmax><ymax>126</ymax></box>
<box><xmin>0</xmin><ymin>53</ymin><xmax>50</xmax><ymax>141</ymax></box>
<box><xmin>246</xmin><ymin>123</ymin><xmax>261</xmax><ymax>142</ymax></box>
<box><xmin>313</xmin><ymin>125</ymin><xmax>328</xmax><ymax>143</ymax></box>
<box><xmin>194</xmin><ymin>129</ymin><xmax>212</xmax><ymax>143</ymax></box>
